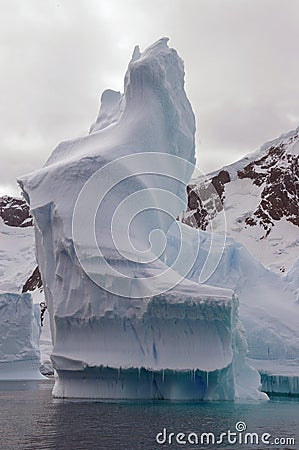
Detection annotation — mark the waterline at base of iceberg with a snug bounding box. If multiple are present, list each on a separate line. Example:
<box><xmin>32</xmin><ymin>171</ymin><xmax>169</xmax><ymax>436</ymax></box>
<box><xmin>52</xmin><ymin>365</ymin><xmax>235</xmax><ymax>400</ymax></box>
<box><xmin>0</xmin><ymin>359</ymin><xmax>45</xmax><ymax>381</ymax></box>
<box><xmin>260</xmin><ymin>373</ymin><xmax>299</xmax><ymax>396</ymax></box>
<box><xmin>249</xmin><ymin>359</ymin><xmax>299</xmax><ymax>396</ymax></box>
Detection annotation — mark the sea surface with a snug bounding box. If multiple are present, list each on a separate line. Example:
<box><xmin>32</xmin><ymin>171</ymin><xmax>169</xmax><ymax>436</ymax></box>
<box><xmin>0</xmin><ymin>379</ymin><xmax>298</xmax><ymax>450</ymax></box>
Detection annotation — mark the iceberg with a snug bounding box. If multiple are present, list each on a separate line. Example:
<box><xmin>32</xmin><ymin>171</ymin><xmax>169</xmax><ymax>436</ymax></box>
<box><xmin>250</xmin><ymin>359</ymin><xmax>299</xmax><ymax>395</ymax></box>
<box><xmin>0</xmin><ymin>204</ymin><xmax>48</xmax><ymax>379</ymax></box>
<box><xmin>0</xmin><ymin>292</ymin><xmax>44</xmax><ymax>380</ymax></box>
<box><xmin>167</xmin><ymin>222</ymin><xmax>299</xmax><ymax>394</ymax></box>
<box><xmin>18</xmin><ymin>38</ymin><xmax>266</xmax><ymax>399</ymax></box>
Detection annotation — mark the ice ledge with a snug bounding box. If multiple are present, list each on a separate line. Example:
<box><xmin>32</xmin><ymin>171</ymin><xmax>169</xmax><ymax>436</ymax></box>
<box><xmin>249</xmin><ymin>359</ymin><xmax>299</xmax><ymax>396</ymax></box>
<box><xmin>52</xmin><ymin>365</ymin><xmax>234</xmax><ymax>400</ymax></box>
<box><xmin>49</xmin><ymin>291</ymin><xmax>242</xmax><ymax>400</ymax></box>
<box><xmin>50</xmin><ymin>293</ymin><xmax>235</xmax><ymax>375</ymax></box>
<box><xmin>260</xmin><ymin>373</ymin><xmax>299</xmax><ymax>396</ymax></box>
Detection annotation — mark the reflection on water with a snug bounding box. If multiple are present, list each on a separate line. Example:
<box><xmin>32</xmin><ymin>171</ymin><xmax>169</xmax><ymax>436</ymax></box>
<box><xmin>0</xmin><ymin>380</ymin><xmax>49</xmax><ymax>392</ymax></box>
<box><xmin>0</xmin><ymin>379</ymin><xmax>298</xmax><ymax>450</ymax></box>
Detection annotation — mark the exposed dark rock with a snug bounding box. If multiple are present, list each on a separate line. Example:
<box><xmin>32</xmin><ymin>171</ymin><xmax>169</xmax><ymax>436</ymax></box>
<box><xmin>186</xmin><ymin>184</ymin><xmax>209</xmax><ymax>230</ymax></box>
<box><xmin>0</xmin><ymin>195</ymin><xmax>44</xmax><ymax>292</ymax></box>
<box><xmin>22</xmin><ymin>266</ymin><xmax>42</xmax><ymax>293</ymax></box>
<box><xmin>237</xmin><ymin>139</ymin><xmax>299</xmax><ymax>235</ymax></box>
<box><xmin>184</xmin><ymin>170</ymin><xmax>230</xmax><ymax>229</ymax></box>
<box><xmin>0</xmin><ymin>195</ymin><xmax>33</xmax><ymax>227</ymax></box>
<box><xmin>211</xmin><ymin>170</ymin><xmax>231</xmax><ymax>201</ymax></box>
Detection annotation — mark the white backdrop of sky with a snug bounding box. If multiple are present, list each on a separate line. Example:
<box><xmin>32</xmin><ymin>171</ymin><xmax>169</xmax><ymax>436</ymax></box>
<box><xmin>0</xmin><ymin>0</ymin><xmax>298</xmax><ymax>195</ymax></box>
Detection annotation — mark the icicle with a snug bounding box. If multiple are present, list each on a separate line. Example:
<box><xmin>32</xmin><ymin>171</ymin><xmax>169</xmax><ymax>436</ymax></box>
<box><xmin>162</xmin><ymin>369</ymin><xmax>165</xmax><ymax>383</ymax></box>
<box><xmin>206</xmin><ymin>371</ymin><xmax>209</xmax><ymax>390</ymax></box>
<box><xmin>118</xmin><ymin>367</ymin><xmax>120</xmax><ymax>379</ymax></box>
<box><xmin>138</xmin><ymin>367</ymin><xmax>141</xmax><ymax>380</ymax></box>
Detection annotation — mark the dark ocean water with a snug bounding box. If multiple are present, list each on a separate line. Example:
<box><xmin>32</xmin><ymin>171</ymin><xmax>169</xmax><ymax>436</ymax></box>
<box><xmin>0</xmin><ymin>379</ymin><xmax>298</xmax><ymax>450</ymax></box>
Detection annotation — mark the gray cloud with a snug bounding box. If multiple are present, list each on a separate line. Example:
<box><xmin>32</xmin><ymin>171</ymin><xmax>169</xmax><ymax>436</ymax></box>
<box><xmin>0</xmin><ymin>0</ymin><xmax>298</xmax><ymax>195</ymax></box>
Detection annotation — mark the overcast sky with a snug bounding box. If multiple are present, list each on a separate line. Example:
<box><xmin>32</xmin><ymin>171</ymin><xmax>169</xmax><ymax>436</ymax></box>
<box><xmin>1</xmin><ymin>0</ymin><xmax>299</xmax><ymax>196</ymax></box>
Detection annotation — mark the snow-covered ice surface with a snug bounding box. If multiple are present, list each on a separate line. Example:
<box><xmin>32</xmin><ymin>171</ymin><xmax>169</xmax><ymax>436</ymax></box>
<box><xmin>18</xmin><ymin>38</ymin><xmax>266</xmax><ymax>400</ymax></box>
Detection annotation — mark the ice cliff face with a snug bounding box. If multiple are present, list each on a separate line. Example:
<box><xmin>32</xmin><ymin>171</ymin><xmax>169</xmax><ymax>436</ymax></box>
<box><xmin>18</xmin><ymin>38</ymin><xmax>265</xmax><ymax>400</ymax></box>
<box><xmin>0</xmin><ymin>293</ymin><xmax>43</xmax><ymax>380</ymax></box>
<box><xmin>184</xmin><ymin>127</ymin><xmax>299</xmax><ymax>272</ymax></box>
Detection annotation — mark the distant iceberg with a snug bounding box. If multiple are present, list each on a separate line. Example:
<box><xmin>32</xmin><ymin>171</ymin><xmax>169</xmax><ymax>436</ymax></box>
<box><xmin>0</xmin><ymin>292</ymin><xmax>44</xmax><ymax>380</ymax></box>
<box><xmin>18</xmin><ymin>38</ymin><xmax>266</xmax><ymax>400</ymax></box>
<box><xmin>0</xmin><ymin>206</ymin><xmax>47</xmax><ymax>380</ymax></box>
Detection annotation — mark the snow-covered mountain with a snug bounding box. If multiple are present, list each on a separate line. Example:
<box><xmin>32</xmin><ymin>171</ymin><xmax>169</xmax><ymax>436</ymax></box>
<box><xmin>0</xmin><ymin>195</ymin><xmax>52</xmax><ymax>375</ymax></box>
<box><xmin>184</xmin><ymin>127</ymin><xmax>299</xmax><ymax>273</ymax></box>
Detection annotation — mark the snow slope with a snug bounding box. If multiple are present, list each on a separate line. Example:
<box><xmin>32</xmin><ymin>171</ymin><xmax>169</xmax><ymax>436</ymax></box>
<box><xmin>18</xmin><ymin>38</ymin><xmax>265</xmax><ymax>400</ymax></box>
<box><xmin>285</xmin><ymin>257</ymin><xmax>299</xmax><ymax>303</ymax></box>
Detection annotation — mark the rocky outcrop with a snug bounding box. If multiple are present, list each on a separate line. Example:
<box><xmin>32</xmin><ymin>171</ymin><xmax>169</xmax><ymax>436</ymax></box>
<box><xmin>22</xmin><ymin>266</ymin><xmax>42</xmax><ymax>293</ymax></box>
<box><xmin>0</xmin><ymin>195</ymin><xmax>33</xmax><ymax>227</ymax></box>
<box><xmin>238</xmin><ymin>139</ymin><xmax>299</xmax><ymax>236</ymax></box>
<box><xmin>185</xmin><ymin>170</ymin><xmax>230</xmax><ymax>230</ymax></box>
